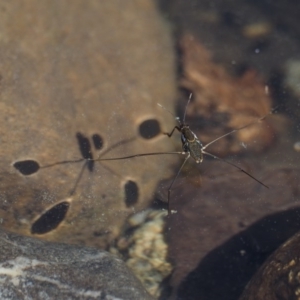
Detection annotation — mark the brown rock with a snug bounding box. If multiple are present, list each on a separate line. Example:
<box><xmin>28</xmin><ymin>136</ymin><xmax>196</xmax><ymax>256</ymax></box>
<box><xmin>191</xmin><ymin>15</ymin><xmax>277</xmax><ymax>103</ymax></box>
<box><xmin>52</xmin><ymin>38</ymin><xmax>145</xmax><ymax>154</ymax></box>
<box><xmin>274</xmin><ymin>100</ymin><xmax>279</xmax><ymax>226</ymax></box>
<box><xmin>0</xmin><ymin>0</ymin><xmax>178</xmax><ymax>248</ymax></box>
<box><xmin>179</xmin><ymin>34</ymin><xmax>275</xmax><ymax>157</ymax></box>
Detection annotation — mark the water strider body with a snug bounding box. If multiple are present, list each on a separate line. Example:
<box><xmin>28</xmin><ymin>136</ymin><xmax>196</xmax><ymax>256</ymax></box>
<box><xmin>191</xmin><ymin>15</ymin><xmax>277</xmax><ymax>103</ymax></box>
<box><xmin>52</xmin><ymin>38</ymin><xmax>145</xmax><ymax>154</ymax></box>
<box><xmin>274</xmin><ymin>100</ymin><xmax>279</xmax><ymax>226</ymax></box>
<box><xmin>171</xmin><ymin>123</ymin><xmax>204</xmax><ymax>163</ymax></box>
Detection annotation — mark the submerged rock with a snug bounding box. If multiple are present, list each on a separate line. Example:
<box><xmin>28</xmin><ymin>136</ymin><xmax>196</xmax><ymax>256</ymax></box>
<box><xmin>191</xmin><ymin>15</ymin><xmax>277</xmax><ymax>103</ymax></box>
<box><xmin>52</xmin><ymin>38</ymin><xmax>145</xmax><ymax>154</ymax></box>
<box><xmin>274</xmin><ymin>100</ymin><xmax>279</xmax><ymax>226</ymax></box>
<box><xmin>0</xmin><ymin>229</ymin><xmax>153</xmax><ymax>300</ymax></box>
<box><xmin>0</xmin><ymin>0</ymin><xmax>177</xmax><ymax>249</ymax></box>
<box><xmin>240</xmin><ymin>231</ymin><xmax>300</xmax><ymax>300</ymax></box>
<box><xmin>110</xmin><ymin>209</ymin><xmax>172</xmax><ymax>299</ymax></box>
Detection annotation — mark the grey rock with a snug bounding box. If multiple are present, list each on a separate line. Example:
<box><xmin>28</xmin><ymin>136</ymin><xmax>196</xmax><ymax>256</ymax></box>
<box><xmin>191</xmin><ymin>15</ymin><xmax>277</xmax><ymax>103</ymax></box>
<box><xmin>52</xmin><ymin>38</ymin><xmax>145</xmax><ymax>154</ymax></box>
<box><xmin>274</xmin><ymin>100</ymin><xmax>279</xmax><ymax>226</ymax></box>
<box><xmin>0</xmin><ymin>229</ymin><xmax>153</xmax><ymax>300</ymax></box>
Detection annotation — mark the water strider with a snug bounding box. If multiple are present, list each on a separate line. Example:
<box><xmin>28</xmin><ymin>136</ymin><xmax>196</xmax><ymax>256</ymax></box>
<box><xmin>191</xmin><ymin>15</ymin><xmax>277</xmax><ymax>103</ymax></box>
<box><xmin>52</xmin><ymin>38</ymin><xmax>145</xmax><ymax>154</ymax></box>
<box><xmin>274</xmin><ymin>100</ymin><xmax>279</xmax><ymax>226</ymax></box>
<box><xmin>17</xmin><ymin>94</ymin><xmax>271</xmax><ymax>214</ymax></box>
<box><xmin>94</xmin><ymin>93</ymin><xmax>271</xmax><ymax>214</ymax></box>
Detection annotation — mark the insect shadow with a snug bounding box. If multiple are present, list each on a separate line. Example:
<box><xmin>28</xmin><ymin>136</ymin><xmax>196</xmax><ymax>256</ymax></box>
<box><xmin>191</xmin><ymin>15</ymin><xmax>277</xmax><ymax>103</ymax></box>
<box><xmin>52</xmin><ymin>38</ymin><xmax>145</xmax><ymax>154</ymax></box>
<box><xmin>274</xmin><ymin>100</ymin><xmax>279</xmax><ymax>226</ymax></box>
<box><xmin>13</xmin><ymin>132</ymin><xmax>136</xmax><ymax>197</ymax></box>
<box><xmin>92</xmin><ymin>94</ymin><xmax>272</xmax><ymax>214</ymax></box>
<box><xmin>14</xmin><ymin>94</ymin><xmax>272</xmax><ymax>215</ymax></box>
<box><xmin>13</xmin><ymin>133</ymin><xmax>137</xmax><ymax>235</ymax></box>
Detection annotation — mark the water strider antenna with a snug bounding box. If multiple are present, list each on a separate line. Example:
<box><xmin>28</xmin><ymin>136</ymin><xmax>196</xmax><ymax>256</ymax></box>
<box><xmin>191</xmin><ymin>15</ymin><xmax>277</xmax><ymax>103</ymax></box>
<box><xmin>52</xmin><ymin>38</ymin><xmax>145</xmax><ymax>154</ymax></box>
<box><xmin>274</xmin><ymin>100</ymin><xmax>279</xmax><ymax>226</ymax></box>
<box><xmin>183</xmin><ymin>93</ymin><xmax>192</xmax><ymax>123</ymax></box>
<box><xmin>157</xmin><ymin>103</ymin><xmax>181</xmax><ymax>125</ymax></box>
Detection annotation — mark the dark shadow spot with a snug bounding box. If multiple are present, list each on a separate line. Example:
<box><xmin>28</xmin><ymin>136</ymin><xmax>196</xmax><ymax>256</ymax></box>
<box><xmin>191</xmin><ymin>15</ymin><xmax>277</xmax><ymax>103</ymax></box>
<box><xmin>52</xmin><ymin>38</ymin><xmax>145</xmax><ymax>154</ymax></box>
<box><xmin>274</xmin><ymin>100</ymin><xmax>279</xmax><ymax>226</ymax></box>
<box><xmin>14</xmin><ymin>160</ymin><xmax>40</xmax><ymax>175</ymax></box>
<box><xmin>124</xmin><ymin>180</ymin><xmax>139</xmax><ymax>207</ymax></box>
<box><xmin>92</xmin><ymin>133</ymin><xmax>104</xmax><ymax>150</ymax></box>
<box><xmin>139</xmin><ymin>119</ymin><xmax>161</xmax><ymax>139</ymax></box>
<box><xmin>76</xmin><ymin>132</ymin><xmax>93</xmax><ymax>159</ymax></box>
<box><xmin>76</xmin><ymin>132</ymin><xmax>94</xmax><ymax>172</ymax></box>
<box><xmin>31</xmin><ymin>201</ymin><xmax>70</xmax><ymax>234</ymax></box>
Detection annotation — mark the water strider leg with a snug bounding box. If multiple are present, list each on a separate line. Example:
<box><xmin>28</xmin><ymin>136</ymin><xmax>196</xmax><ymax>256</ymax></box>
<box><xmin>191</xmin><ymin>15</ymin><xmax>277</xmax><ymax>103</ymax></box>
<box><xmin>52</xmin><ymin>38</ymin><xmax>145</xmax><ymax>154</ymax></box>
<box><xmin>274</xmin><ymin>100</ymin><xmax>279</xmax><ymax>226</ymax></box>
<box><xmin>163</xmin><ymin>126</ymin><xmax>181</xmax><ymax>138</ymax></box>
<box><xmin>202</xmin><ymin>150</ymin><xmax>269</xmax><ymax>188</ymax></box>
<box><xmin>202</xmin><ymin>112</ymin><xmax>272</xmax><ymax>151</ymax></box>
<box><xmin>69</xmin><ymin>161</ymin><xmax>87</xmax><ymax>195</ymax></box>
<box><xmin>93</xmin><ymin>151</ymin><xmax>184</xmax><ymax>162</ymax></box>
<box><xmin>167</xmin><ymin>153</ymin><xmax>190</xmax><ymax>215</ymax></box>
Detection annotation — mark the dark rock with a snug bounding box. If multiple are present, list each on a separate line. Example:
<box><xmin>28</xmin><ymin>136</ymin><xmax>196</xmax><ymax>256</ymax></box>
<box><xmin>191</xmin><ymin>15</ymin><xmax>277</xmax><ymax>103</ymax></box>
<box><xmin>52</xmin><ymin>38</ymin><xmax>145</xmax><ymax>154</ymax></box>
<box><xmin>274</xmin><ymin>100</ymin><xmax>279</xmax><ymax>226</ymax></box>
<box><xmin>0</xmin><ymin>229</ymin><xmax>153</xmax><ymax>300</ymax></box>
<box><xmin>240</xmin><ymin>231</ymin><xmax>300</xmax><ymax>300</ymax></box>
